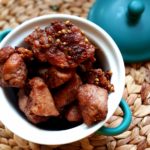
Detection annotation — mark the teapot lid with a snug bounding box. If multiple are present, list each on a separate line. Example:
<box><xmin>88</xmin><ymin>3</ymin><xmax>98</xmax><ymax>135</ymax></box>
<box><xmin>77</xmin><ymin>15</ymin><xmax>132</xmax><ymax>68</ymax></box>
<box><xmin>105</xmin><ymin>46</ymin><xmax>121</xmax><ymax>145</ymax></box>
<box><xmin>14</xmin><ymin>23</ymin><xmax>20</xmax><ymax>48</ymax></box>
<box><xmin>88</xmin><ymin>0</ymin><xmax>150</xmax><ymax>62</ymax></box>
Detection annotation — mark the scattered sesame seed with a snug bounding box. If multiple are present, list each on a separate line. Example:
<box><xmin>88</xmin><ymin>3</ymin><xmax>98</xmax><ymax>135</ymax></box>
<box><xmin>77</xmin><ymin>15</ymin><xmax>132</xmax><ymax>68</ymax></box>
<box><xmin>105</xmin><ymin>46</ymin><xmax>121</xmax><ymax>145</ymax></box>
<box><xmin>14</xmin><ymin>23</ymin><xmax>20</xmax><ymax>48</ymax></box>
<box><xmin>67</xmin><ymin>30</ymin><xmax>71</xmax><ymax>33</ymax></box>
<box><xmin>81</xmin><ymin>30</ymin><xmax>85</xmax><ymax>34</ymax></box>
<box><xmin>85</xmin><ymin>38</ymin><xmax>89</xmax><ymax>42</ymax></box>
<box><xmin>67</xmin><ymin>55</ymin><xmax>71</xmax><ymax>59</ymax></box>
<box><xmin>65</xmin><ymin>20</ymin><xmax>70</xmax><ymax>24</ymax></box>
<box><xmin>111</xmin><ymin>86</ymin><xmax>114</xmax><ymax>92</ymax></box>
<box><xmin>45</xmin><ymin>44</ymin><xmax>50</xmax><ymax>47</ymax></box>
<box><xmin>95</xmin><ymin>82</ymin><xmax>99</xmax><ymax>85</ymax></box>
<box><xmin>56</xmin><ymin>39</ymin><xmax>60</xmax><ymax>43</ymax></box>
<box><xmin>48</xmin><ymin>37</ymin><xmax>52</xmax><ymax>41</ymax></box>
<box><xmin>95</xmin><ymin>78</ymin><xmax>99</xmax><ymax>82</ymax></box>
<box><xmin>58</xmin><ymin>31</ymin><xmax>62</xmax><ymax>34</ymax></box>
<box><xmin>62</xmin><ymin>29</ymin><xmax>66</xmax><ymax>33</ymax></box>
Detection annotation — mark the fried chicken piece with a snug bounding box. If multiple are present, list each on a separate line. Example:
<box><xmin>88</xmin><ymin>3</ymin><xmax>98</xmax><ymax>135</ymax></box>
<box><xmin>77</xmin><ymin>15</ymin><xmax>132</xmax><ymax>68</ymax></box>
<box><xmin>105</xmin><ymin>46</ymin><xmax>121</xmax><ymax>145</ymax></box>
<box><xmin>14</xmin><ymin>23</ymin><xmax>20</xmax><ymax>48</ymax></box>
<box><xmin>77</xmin><ymin>84</ymin><xmax>108</xmax><ymax>126</ymax></box>
<box><xmin>38</xmin><ymin>66</ymin><xmax>75</xmax><ymax>88</ymax></box>
<box><xmin>65</xmin><ymin>104</ymin><xmax>82</xmax><ymax>122</ymax></box>
<box><xmin>0</xmin><ymin>46</ymin><xmax>15</xmax><ymax>63</ymax></box>
<box><xmin>1</xmin><ymin>53</ymin><xmax>27</xmax><ymax>87</ymax></box>
<box><xmin>47</xmin><ymin>67</ymin><xmax>75</xmax><ymax>89</ymax></box>
<box><xmin>15</xmin><ymin>47</ymin><xmax>33</xmax><ymax>60</ymax></box>
<box><xmin>29</xmin><ymin>77</ymin><xmax>59</xmax><ymax>117</ymax></box>
<box><xmin>86</xmin><ymin>69</ymin><xmax>114</xmax><ymax>92</ymax></box>
<box><xmin>18</xmin><ymin>89</ymin><xmax>48</xmax><ymax>124</ymax></box>
<box><xmin>24</xmin><ymin>20</ymin><xmax>95</xmax><ymax>68</ymax></box>
<box><xmin>0</xmin><ymin>47</ymin><xmax>27</xmax><ymax>87</ymax></box>
<box><xmin>54</xmin><ymin>74</ymin><xmax>82</xmax><ymax>110</ymax></box>
<box><xmin>0</xmin><ymin>46</ymin><xmax>33</xmax><ymax>62</ymax></box>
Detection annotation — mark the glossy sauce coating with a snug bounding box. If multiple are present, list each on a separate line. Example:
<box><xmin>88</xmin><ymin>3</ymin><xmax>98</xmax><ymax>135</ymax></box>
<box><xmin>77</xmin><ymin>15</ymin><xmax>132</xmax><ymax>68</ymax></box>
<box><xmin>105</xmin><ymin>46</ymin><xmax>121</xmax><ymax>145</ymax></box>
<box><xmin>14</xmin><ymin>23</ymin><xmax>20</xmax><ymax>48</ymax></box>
<box><xmin>25</xmin><ymin>20</ymin><xmax>95</xmax><ymax>68</ymax></box>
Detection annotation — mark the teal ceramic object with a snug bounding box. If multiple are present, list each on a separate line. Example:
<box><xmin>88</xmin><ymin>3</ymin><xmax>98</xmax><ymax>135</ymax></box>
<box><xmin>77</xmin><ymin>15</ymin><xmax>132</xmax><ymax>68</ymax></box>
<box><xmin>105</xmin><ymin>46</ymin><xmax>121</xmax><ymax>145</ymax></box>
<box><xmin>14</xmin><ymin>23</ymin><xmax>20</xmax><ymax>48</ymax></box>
<box><xmin>88</xmin><ymin>0</ymin><xmax>150</xmax><ymax>62</ymax></box>
<box><xmin>0</xmin><ymin>29</ymin><xmax>131</xmax><ymax>136</ymax></box>
<box><xmin>0</xmin><ymin>29</ymin><xmax>11</xmax><ymax>42</ymax></box>
<box><xmin>97</xmin><ymin>99</ymin><xmax>132</xmax><ymax>136</ymax></box>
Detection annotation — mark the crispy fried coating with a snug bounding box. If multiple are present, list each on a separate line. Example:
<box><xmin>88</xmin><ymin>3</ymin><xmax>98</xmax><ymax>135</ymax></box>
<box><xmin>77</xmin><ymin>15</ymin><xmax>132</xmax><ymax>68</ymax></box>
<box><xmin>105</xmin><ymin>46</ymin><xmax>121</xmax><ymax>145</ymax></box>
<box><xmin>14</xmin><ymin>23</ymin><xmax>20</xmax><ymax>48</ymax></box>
<box><xmin>38</xmin><ymin>66</ymin><xmax>75</xmax><ymax>88</ymax></box>
<box><xmin>25</xmin><ymin>20</ymin><xmax>95</xmax><ymax>68</ymax></box>
<box><xmin>54</xmin><ymin>74</ymin><xmax>82</xmax><ymax>110</ymax></box>
<box><xmin>86</xmin><ymin>69</ymin><xmax>114</xmax><ymax>92</ymax></box>
<box><xmin>18</xmin><ymin>89</ymin><xmax>48</xmax><ymax>124</ymax></box>
<box><xmin>1</xmin><ymin>53</ymin><xmax>27</xmax><ymax>87</ymax></box>
<box><xmin>77</xmin><ymin>84</ymin><xmax>108</xmax><ymax>126</ymax></box>
<box><xmin>29</xmin><ymin>77</ymin><xmax>59</xmax><ymax>116</ymax></box>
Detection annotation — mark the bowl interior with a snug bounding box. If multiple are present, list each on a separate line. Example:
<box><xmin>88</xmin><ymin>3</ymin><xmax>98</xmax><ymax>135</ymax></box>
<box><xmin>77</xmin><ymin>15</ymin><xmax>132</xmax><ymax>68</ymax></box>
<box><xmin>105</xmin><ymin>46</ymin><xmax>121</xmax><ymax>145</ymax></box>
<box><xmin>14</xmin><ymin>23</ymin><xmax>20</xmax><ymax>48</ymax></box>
<box><xmin>0</xmin><ymin>14</ymin><xmax>125</xmax><ymax>145</ymax></box>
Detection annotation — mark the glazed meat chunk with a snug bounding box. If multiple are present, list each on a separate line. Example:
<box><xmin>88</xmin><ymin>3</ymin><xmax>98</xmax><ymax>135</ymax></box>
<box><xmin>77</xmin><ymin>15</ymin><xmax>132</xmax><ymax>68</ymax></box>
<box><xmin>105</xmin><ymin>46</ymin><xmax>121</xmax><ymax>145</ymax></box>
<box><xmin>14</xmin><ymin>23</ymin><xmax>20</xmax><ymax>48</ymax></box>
<box><xmin>38</xmin><ymin>66</ymin><xmax>75</xmax><ymax>88</ymax></box>
<box><xmin>15</xmin><ymin>47</ymin><xmax>33</xmax><ymax>60</ymax></box>
<box><xmin>24</xmin><ymin>27</ymin><xmax>48</xmax><ymax>62</ymax></box>
<box><xmin>0</xmin><ymin>46</ymin><xmax>15</xmax><ymax>63</ymax></box>
<box><xmin>65</xmin><ymin>104</ymin><xmax>82</xmax><ymax>122</ymax></box>
<box><xmin>54</xmin><ymin>74</ymin><xmax>82</xmax><ymax>110</ymax></box>
<box><xmin>77</xmin><ymin>84</ymin><xmax>108</xmax><ymax>126</ymax></box>
<box><xmin>1</xmin><ymin>53</ymin><xmax>27</xmax><ymax>87</ymax></box>
<box><xmin>24</xmin><ymin>20</ymin><xmax>95</xmax><ymax>68</ymax></box>
<box><xmin>29</xmin><ymin>77</ymin><xmax>59</xmax><ymax>116</ymax></box>
<box><xmin>86</xmin><ymin>69</ymin><xmax>114</xmax><ymax>92</ymax></box>
<box><xmin>18</xmin><ymin>89</ymin><xmax>48</xmax><ymax>124</ymax></box>
<box><xmin>78</xmin><ymin>56</ymin><xmax>96</xmax><ymax>72</ymax></box>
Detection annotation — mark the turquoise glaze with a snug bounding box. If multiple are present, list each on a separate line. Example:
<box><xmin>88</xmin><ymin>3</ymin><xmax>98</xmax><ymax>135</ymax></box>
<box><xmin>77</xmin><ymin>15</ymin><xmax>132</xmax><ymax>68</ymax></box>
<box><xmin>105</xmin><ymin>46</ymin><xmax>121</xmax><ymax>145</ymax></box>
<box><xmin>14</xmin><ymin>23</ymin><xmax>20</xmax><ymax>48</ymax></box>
<box><xmin>0</xmin><ymin>29</ymin><xmax>11</xmax><ymax>42</ymax></box>
<box><xmin>0</xmin><ymin>30</ymin><xmax>131</xmax><ymax>135</ymax></box>
<box><xmin>88</xmin><ymin>0</ymin><xmax>150</xmax><ymax>62</ymax></box>
<box><xmin>97</xmin><ymin>99</ymin><xmax>132</xmax><ymax>136</ymax></box>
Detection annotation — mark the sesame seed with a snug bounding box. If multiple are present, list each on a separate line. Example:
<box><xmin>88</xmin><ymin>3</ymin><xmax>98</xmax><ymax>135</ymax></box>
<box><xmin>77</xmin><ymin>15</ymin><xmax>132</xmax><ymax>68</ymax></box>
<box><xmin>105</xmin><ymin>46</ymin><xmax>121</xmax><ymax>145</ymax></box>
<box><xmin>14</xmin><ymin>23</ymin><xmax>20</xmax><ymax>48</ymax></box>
<box><xmin>65</xmin><ymin>20</ymin><xmax>70</xmax><ymax>24</ymax></box>
<box><xmin>95</xmin><ymin>78</ymin><xmax>99</xmax><ymax>82</ymax></box>
<box><xmin>67</xmin><ymin>55</ymin><xmax>71</xmax><ymax>59</ymax></box>
<box><xmin>58</xmin><ymin>31</ymin><xmax>62</xmax><ymax>34</ymax></box>
<box><xmin>81</xmin><ymin>30</ymin><xmax>85</xmax><ymax>34</ymax></box>
<box><xmin>111</xmin><ymin>86</ymin><xmax>114</xmax><ymax>92</ymax></box>
<box><xmin>95</xmin><ymin>82</ymin><xmax>99</xmax><ymax>85</ymax></box>
<box><xmin>48</xmin><ymin>37</ymin><xmax>52</xmax><ymax>41</ymax></box>
<box><xmin>45</xmin><ymin>44</ymin><xmax>50</xmax><ymax>47</ymax></box>
<box><xmin>85</xmin><ymin>38</ymin><xmax>89</xmax><ymax>42</ymax></box>
<box><xmin>67</xmin><ymin>30</ymin><xmax>71</xmax><ymax>33</ymax></box>
<box><xmin>56</xmin><ymin>39</ymin><xmax>60</xmax><ymax>43</ymax></box>
<box><xmin>62</xmin><ymin>29</ymin><xmax>66</xmax><ymax>33</ymax></box>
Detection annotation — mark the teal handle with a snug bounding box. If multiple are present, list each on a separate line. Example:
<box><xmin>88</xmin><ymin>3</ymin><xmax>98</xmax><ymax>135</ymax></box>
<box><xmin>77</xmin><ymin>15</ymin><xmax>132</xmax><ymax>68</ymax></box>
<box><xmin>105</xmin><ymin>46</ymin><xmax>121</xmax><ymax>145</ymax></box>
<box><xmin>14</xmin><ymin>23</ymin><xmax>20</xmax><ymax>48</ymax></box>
<box><xmin>0</xmin><ymin>29</ymin><xmax>12</xmax><ymax>42</ymax></box>
<box><xmin>97</xmin><ymin>99</ymin><xmax>132</xmax><ymax>136</ymax></box>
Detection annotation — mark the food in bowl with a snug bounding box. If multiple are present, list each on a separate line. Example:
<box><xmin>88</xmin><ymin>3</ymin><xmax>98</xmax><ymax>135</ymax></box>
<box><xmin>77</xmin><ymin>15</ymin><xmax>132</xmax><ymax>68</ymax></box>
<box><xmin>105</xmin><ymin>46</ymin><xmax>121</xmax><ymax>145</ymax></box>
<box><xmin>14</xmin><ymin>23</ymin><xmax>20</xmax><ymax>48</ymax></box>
<box><xmin>0</xmin><ymin>20</ymin><xmax>114</xmax><ymax>127</ymax></box>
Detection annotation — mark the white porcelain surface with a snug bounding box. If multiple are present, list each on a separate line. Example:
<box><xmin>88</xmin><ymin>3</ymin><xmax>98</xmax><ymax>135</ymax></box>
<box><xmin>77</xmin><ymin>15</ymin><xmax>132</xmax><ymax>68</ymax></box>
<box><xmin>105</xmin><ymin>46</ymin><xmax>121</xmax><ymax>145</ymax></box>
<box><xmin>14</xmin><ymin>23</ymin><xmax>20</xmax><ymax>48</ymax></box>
<box><xmin>0</xmin><ymin>14</ymin><xmax>125</xmax><ymax>145</ymax></box>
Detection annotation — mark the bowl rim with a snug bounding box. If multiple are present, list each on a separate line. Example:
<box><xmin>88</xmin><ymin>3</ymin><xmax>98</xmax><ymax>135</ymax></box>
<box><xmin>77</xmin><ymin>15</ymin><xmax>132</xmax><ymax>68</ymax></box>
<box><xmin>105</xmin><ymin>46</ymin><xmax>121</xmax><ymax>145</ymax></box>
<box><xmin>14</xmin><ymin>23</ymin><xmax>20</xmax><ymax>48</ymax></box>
<box><xmin>0</xmin><ymin>14</ymin><xmax>125</xmax><ymax>145</ymax></box>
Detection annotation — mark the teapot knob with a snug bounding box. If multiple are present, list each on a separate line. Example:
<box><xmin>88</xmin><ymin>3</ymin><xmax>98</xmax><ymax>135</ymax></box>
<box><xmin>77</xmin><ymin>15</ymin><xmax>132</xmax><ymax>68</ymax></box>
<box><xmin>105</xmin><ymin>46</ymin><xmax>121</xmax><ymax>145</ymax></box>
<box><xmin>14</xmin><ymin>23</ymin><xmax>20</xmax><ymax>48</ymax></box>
<box><xmin>128</xmin><ymin>0</ymin><xmax>145</xmax><ymax>19</ymax></box>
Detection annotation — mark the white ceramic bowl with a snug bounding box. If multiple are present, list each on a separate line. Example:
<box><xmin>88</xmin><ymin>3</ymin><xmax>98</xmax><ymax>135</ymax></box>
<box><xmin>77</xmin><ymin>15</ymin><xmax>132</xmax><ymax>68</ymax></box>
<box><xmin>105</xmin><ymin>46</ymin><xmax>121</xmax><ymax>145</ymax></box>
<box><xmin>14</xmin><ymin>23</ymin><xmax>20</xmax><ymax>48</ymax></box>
<box><xmin>0</xmin><ymin>14</ymin><xmax>125</xmax><ymax>145</ymax></box>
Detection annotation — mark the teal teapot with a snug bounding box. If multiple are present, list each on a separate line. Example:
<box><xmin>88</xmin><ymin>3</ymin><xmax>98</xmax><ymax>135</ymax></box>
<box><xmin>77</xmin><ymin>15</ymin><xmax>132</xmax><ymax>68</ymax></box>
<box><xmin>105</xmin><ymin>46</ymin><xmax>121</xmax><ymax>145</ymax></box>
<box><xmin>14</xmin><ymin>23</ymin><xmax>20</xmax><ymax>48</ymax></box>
<box><xmin>88</xmin><ymin>0</ymin><xmax>150</xmax><ymax>62</ymax></box>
